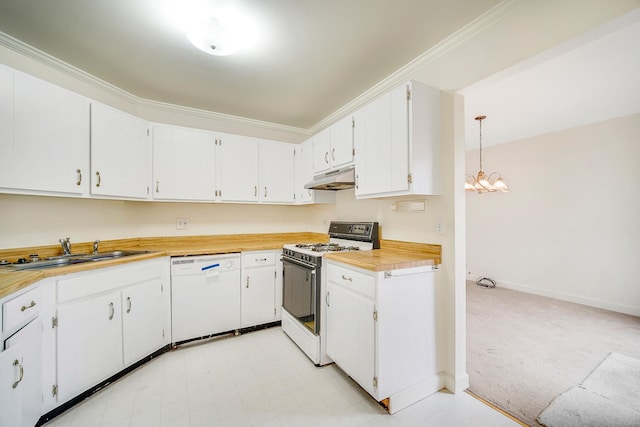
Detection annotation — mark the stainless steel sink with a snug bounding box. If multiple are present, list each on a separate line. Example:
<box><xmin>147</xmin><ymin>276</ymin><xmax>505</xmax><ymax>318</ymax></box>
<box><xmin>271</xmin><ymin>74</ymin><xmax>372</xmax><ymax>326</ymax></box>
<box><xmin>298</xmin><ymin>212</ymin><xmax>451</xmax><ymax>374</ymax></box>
<box><xmin>2</xmin><ymin>250</ymin><xmax>152</xmax><ymax>271</ymax></box>
<box><xmin>82</xmin><ymin>250</ymin><xmax>151</xmax><ymax>261</ymax></box>
<box><xmin>5</xmin><ymin>257</ymin><xmax>95</xmax><ymax>271</ymax></box>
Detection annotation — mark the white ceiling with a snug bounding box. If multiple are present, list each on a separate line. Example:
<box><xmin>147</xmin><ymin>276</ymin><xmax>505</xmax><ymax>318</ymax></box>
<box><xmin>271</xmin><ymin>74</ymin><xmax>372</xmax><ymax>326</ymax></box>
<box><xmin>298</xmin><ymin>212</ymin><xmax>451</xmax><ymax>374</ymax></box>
<box><xmin>461</xmin><ymin>8</ymin><xmax>640</xmax><ymax>149</ymax></box>
<box><xmin>0</xmin><ymin>0</ymin><xmax>500</xmax><ymax>129</ymax></box>
<box><xmin>0</xmin><ymin>0</ymin><xmax>638</xmax><ymax>145</ymax></box>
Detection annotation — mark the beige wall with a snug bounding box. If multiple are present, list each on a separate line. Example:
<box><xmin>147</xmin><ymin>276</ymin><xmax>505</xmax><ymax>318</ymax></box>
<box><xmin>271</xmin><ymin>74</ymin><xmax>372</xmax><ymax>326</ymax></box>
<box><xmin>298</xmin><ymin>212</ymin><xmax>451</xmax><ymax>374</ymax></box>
<box><xmin>465</xmin><ymin>113</ymin><xmax>640</xmax><ymax>316</ymax></box>
<box><xmin>0</xmin><ymin>195</ymin><xmax>322</xmax><ymax>249</ymax></box>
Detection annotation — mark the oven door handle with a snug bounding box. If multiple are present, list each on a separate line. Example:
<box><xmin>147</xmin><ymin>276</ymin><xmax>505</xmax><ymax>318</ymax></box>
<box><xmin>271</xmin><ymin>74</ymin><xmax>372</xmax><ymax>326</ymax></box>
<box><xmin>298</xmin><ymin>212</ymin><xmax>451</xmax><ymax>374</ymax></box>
<box><xmin>281</xmin><ymin>256</ymin><xmax>317</xmax><ymax>270</ymax></box>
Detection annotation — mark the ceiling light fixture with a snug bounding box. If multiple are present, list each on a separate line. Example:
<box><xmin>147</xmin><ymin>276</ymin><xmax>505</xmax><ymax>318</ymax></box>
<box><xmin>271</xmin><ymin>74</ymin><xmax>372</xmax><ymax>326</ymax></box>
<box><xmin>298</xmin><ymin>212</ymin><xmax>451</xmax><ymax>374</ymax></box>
<box><xmin>185</xmin><ymin>7</ymin><xmax>258</xmax><ymax>56</ymax></box>
<box><xmin>465</xmin><ymin>115</ymin><xmax>509</xmax><ymax>194</ymax></box>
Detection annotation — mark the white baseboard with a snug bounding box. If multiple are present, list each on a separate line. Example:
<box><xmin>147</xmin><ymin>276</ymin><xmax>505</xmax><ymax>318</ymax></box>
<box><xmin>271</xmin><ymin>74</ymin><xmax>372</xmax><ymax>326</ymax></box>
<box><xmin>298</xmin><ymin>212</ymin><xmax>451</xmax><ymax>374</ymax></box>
<box><xmin>442</xmin><ymin>371</ymin><xmax>469</xmax><ymax>394</ymax></box>
<box><xmin>469</xmin><ymin>276</ymin><xmax>640</xmax><ymax>317</ymax></box>
<box><xmin>388</xmin><ymin>374</ymin><xmax>444</xmax><ymax>414</ymax></box>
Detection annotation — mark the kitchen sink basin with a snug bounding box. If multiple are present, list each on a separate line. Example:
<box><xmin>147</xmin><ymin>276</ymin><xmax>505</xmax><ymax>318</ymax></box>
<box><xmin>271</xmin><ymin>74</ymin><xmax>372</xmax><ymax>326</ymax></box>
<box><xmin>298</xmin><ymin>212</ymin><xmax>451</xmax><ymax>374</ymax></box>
<box><xmin>82</xmin><ymin>250</ymin><xmax>151</xmax><ymax>261</ymax></box>
<box><xmin>2</xmin><ymin>250</ymin><xmax>153</xmax><ymax>271</ymax></box>
<box><xmin>4</xmin><ymin>257</ymin><xmax>95</xmax><ymax>271</ymax></box>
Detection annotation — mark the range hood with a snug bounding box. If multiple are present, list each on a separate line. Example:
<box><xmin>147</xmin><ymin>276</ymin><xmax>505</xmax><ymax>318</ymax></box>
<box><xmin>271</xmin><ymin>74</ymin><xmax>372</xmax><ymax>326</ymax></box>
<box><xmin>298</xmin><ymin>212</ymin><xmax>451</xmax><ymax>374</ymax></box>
<box><xmin>304</xmin><ymin>166</ymin><xmax>355</xmax><ymax>191</ymax></box>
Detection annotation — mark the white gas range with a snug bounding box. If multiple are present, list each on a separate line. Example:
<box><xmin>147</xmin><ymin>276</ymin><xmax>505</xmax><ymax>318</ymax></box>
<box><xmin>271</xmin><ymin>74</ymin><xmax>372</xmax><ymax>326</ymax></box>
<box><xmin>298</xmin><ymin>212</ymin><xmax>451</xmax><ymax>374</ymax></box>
<box><xmin>281</xmin><ymin>221</ymin><xmax>379</xmax><ymax>365</ymax></box>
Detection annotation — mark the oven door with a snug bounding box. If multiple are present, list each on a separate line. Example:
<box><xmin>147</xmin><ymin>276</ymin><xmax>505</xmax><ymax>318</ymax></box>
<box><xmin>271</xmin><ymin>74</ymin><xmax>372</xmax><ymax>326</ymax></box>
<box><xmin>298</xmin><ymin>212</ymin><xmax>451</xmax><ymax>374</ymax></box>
<box><xmin>282</xmin><ymin>256</ymin><xmax>320</xmax><ymax>335</ymax></box>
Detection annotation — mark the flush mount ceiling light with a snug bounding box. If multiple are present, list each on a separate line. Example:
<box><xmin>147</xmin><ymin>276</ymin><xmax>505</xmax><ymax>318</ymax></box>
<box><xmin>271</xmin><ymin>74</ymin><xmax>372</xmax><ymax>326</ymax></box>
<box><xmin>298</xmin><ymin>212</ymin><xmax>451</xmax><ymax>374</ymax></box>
<box><xmin>465</xmin><ymin>115</ymin><xmax>509</xmax><ymax>194</ymax></box>
<box><xmin>185</xmin><ymin>7</ymin><xmax>258</xmax><ymax>56</ymax></box>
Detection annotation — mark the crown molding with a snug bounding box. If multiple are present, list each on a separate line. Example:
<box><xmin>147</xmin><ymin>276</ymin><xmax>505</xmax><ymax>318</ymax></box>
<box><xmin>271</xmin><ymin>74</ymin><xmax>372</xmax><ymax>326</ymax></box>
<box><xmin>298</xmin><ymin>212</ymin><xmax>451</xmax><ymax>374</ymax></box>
<box><xmin>0</xmin><ymin>31</ymin><xmax>308</xmax><ymax>137</ymax></box>
<box><xmin>309</xmin><ymin>0</ymin><xmax>529</xmax><ymax>134</ymax></box>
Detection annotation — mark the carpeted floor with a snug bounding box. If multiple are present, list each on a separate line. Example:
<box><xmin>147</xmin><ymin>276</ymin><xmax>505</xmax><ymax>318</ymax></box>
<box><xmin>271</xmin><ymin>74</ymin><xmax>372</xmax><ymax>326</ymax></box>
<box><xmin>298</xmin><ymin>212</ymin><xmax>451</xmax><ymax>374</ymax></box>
<box><xmin>466</xmin><ymin>281</ymin><xmax>640</xmax><ymax>426</ymax></box>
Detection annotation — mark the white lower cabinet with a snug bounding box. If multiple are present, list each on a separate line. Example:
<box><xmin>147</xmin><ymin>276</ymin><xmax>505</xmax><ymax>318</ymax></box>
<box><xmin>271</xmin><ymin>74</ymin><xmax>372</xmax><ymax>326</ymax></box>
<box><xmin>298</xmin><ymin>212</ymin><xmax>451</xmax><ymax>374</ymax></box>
<box><xmin>121</xmin><ymin>279</ymin><xmax>165</xmax><ymax>366</ymax></box>
<box><xmin>0</xmin><ymin>318</ymin><xmax>42</xmax><ymax>427</ymax></box>
<box><xmin>53</xmin><ymin>258</ymin><xmax>170</xmax><ymax>404</ymax></box>
<box><xmin>326</xmin><ymin>279</ymin><xmax>376</xmax><ymax>395</ymax></box>
<box><xmin>326</xmin><ymin>260</ymin><xmax>439</xmax><ymax>413</ymax></box>
<box><xmin>241</xmin><ymin>251</ymin><xmax>279</xmax><ymax>327</ymax></box>
<box><xmin>56</xmin><ymin>291</ymin><xmax>122</xmax><ymax>402</ymax></box>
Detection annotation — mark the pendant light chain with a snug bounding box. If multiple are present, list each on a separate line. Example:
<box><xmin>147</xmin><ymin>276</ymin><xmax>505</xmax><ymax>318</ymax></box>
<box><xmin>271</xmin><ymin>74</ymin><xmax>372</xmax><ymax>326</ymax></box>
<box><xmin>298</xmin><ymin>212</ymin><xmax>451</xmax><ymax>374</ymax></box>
<box><xmin>478</xmin><ymin>116</ymin><xmax>483</xmax><ymax>172</ymax></box>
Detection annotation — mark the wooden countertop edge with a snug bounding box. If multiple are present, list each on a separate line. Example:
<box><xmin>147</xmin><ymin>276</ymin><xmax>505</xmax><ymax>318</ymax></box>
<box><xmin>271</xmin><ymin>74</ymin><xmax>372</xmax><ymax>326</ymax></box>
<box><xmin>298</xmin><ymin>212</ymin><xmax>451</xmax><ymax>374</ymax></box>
<box><xmin>0</xmin><ymin>234</ymin><xmax>441</xmax><ymax>299</ymax></box>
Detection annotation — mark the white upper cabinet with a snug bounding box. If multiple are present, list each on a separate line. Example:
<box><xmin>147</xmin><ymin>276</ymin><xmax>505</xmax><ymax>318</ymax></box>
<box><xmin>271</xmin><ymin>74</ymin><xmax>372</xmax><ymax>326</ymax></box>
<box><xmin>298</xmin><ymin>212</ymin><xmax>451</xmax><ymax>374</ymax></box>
<box><xmin>295</xmin><ymin>138</ymin><xmax>314</xmax><ymax>203</ymax></box>
<box><xmin>0</xmin><ymin>66</ymin><xmax>13</xmax><ymax>187</ymax></box>
<box><xmin>10</xmin><ymin>71</ymin><xmax>90</xmax><ymax>195</ymax></box>
<box><xmin>355</xmin><ymin>80</ymin><xmax>440</xmax><ymax>199</ymax></box>
<box><xmin>90</xmin><ymin>103</ymin><xmax>150</xmax><ymax>199</ymax></box>
<box><xmin>259</xmin><ymin>140</ymin><xmax>295</xmax><ymax>203</ymax></box>
<box><xmin>294</xmin><ymin>138</ymin><xmax>336</xmax><ymax>205</ymax></box>
<box><xmin>216</xmin><ymin>133</ymin><xmax>260</xmax><ymax>203</ymax></box>
<box><xmin>312</xmin><ymin>115</ymin><xmax>354</xmax><ymax>174</ymax></box>
<box><xmin>152</xmin><ymin>124</ymin><xmax>216</xmax><ymax>201</ymax></box>
<box><xmin>330</xmin><ymin>115</ymin><xmax>355</xmax><ymax>169</ymax></box>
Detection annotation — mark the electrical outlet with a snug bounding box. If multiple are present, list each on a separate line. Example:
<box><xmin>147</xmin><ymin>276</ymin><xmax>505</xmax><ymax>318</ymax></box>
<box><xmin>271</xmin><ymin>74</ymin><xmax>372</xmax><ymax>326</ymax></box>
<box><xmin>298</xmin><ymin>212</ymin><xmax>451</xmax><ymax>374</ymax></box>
<box><xmin>176</xmin><ymin>217</ymin><xmax>190</xmax><ymax>230</ymax></box>
<box><xmin>435</xmin><ymin>217</ymin><xmax>445</xmax><ymax>234</ymax></box>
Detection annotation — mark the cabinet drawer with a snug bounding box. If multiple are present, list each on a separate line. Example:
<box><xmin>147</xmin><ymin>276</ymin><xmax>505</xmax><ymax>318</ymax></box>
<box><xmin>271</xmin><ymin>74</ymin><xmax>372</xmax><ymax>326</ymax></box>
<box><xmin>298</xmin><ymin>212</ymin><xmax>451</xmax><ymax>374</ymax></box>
<box><xmin>328</xmin><ymin>264</ymin><xmax>376</xmax><ymax>298</ymax></box>
<box><xmin>3</xmin><ymin>286</ymin><xmax>42</xmax><ymax>332</ymax></box>
<box><xmin>242</xmin><ymin>252</ymin><xmax>276</xmax><ymax>268</ymax></box>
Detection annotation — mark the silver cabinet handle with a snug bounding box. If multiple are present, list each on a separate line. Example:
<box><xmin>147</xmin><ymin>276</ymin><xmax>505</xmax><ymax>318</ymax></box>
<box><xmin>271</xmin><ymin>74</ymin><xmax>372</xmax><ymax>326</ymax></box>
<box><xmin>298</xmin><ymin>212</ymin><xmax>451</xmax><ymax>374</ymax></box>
<box><xmin>355</xmin><ymin>174</ymin><xmax>359</xmax><ymax>190</ymax></box>
<box><xmin>108</xmin><ymin>302</ymin><xmax>114</xmax><ymax>320</ymax></box>
<box><xmin>95</xmin><ymin>171</ymin><xmax>101</xmax><ymax>187</ymax></box>
<box><xmin>264</xmin><ymin>187</ymin><xmax>268</xmax><ymax>198</ymax></box>
<box><xmin>20</xmin><ymin>300</ymin><xmax>36</xmax><ymax>312</ymax></box>
<box><xmin>332</xmin><ymin>148</ymin><xmax>335</xmax><ymax>161</ymax></box>
<box><xmin>255</xmin><ymin>258</ymin><xmax>267</xmax><ymax>263</ymax></box>
<box><xmin>324</xmin><ymin>152</ymin><xmax>329</xmax><ymax>164</ymax></box>
<box><xmin>341</xmin><ymin>275</ymin><xmax>353</xmax><ymax>282</ymax></box>
<box><xmin>155</xmin><ymin>180</ymin><xmax>159</xmax><ymax>193</ymax></box>
<box><xmin>126</xmin><ymin>296</ymin><xmax>131</xmax><ymax>314</ymax></box>
<box><xmin>254</xmin><ymin>186</ymin><xmax>257</xmax><ymax>197</ymax></box>
<box><xmin>76</xmin><ymin>169</ymin><xmax>82</xmax><ymax>186</ymax></box>
<box><xmin>246</xmin><ymin>276</ymin><xmax>250</xmax><ymax>288</ymax></box>
<box><xmin>12</xmin><ymin>359</ymin><xmax>23</xmax><ymax>389</ymax></box>
<box><xmin>326</xmin><ymin>291</ymin><xmax>330</xmax><ymax>307</ymax></box>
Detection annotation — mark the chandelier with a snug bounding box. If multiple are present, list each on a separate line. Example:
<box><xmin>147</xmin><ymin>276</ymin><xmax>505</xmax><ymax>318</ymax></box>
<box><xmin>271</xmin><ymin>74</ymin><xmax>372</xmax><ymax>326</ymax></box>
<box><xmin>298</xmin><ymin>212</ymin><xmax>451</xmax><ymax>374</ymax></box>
<box><xmin>465</xmin><ymin>115</ymin><xmax>509</xmax><ymax>194</ymax></box>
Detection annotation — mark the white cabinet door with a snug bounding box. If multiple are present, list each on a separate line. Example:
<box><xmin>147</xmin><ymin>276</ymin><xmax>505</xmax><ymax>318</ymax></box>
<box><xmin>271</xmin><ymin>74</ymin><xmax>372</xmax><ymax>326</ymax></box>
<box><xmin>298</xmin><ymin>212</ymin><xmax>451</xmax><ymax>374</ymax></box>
<box><xmin>326</xmin><ymin>281</ymin><xmax>376</xmax><ymax>396</ymax></box>
<box><xmin>122</xmin><ymin>279</ymin><xmax>165</xmax><ymax>366</ymax></box>
<box><xmin>0</xmin><ymin>66</ymin><xmax>13</xmax><ymax>188</ymax></box>
<box><xmin>1</xmin><ymin>318</ymin><xmax>43</xmax><ymax>427</ymax></box>
<box><xmin>12</xmin><ymin>72</ymin><xmax>89</xmax><ymax>195</ymax></box>
<box><xmin>0</xmin><ymin>344</ymin><xmax>21</xmax><ymax>427</ymax></box>
<box><xmin>241</xmin><ymin>252</ymin><xmax>277</xmax><ymax>327</ymax></box>
<box><xmin>241</xmin><ymin>266</ymin><xmax>276</xmax><ymax>327</ymax></box>
<box><xmin>294</xmin><ymin>138</ymin><xmax>314</xmax><ymax>203</ymax></box>
<box><xmin>329</xmin><ymin>115</ymin><xmax>354</xmax><ymax>169</ymax></box>
<box><xmin>355</xmin><ymin>83</ymin><xmax>409</xmax><ymax>197</ymax></box>
<box><xmin>216</xmin><ymin>133</ymin><xmax>259</xmax><ymax>202</ymax></box>
<box><xmin>56</xmin><ymin>291</ymin><xmax>122</xmax><ymax>402</ymax></box>
<box><xmin>312</xmin><ymin>127</ymin><xmax>331</xmax><ymax>174</ymax></box>
<box><xmin>90</xmin><ymin>103</ymin><xmax>149</xmax><ymax>199</ymax></box>
<box><xmin>260</xmin><ymin>140</ymin><xmax>294</xmax><ymax>203</ymax></box>
<box><xmin>355</xmin><ymin>81</ymin><xmax>441</xmax><ymax>199</ymax></box>
<box><xmin>152</xmin><ymin>124</ymin><xmax>216</xmax><ymax>201</ymax></box>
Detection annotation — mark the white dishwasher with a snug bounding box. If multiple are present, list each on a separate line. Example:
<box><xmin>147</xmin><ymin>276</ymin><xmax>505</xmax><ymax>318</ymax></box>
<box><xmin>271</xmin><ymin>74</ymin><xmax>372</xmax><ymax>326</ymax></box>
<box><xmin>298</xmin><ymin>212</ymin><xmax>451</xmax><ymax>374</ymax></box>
<box><xmin>171</xmin><ymin>254</ymin><xmax>241</xmax><ymax>343</ymax></box>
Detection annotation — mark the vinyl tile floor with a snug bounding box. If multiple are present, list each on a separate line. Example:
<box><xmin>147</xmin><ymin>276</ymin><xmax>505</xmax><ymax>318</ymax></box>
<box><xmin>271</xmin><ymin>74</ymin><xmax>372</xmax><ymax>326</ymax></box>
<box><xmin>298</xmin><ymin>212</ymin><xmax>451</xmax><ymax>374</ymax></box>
<box><xmin>43</xmin><ymin>327</ymin><xmax>521</xmax><ymax>427</ymax></box>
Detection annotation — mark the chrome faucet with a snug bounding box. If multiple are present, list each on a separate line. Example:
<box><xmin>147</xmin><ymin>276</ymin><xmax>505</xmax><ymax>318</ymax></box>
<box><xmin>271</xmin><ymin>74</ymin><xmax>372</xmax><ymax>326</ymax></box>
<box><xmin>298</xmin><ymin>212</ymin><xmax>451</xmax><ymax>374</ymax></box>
<box><xmin>93</xmin><ymin>240</ymin><xmax>101</xmax><ymax>254</ymax></box>
<box><xmin>59</xmin><ymin>237</ymin><xmax>71</xmax><ymax>255</ymax></box>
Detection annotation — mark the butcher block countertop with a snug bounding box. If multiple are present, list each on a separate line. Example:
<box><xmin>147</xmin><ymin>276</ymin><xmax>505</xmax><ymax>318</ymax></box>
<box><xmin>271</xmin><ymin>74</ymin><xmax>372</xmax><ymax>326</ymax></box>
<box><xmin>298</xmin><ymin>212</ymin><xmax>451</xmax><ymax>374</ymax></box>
<box><xmin>0</xmin><ymin>233</ymin><xmax>441</xmax><ymax>299</ymax></box>
<box><xmin>326</xmin><ymin>239</ymin><xmax>442</xmax><ymax>272</ymax></box>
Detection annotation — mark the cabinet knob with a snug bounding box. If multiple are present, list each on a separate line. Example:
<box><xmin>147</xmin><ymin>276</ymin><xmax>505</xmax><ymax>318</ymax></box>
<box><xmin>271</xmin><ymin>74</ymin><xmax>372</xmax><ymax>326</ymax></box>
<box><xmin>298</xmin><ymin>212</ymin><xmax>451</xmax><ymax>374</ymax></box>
<box><xmin>76</xmin><ymin>169</ymin><xmax>82</xmax><ymax>186</ymax></box>
<box><xmin>126</xmin><ymin>296</ymin><xmax>132</xmax><ymax>314</ymax></box>
<box><xmin>95</xmin><ymin>171</ymin><xmax>102</xmax><ymax>187</ymax></box>
<box><xmin>108</xmin><ymin>302</ymin><xmax>115</xmax><ymax>320</ymax></box>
